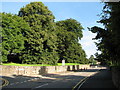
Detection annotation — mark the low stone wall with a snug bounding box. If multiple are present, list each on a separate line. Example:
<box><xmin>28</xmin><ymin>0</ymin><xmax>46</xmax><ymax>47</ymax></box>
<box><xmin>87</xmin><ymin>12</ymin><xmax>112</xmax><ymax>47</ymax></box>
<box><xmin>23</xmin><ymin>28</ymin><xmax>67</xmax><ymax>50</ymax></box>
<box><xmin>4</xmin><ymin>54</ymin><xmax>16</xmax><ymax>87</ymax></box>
<box><xmin>111</xmin><ymin>66</ymin><xmax>120</xmax><ymax>90</ymax></box>
<box><xmin>0</xmin><ymin>65</ymin><xmax>90</xmax><ymax>76</ymax></box>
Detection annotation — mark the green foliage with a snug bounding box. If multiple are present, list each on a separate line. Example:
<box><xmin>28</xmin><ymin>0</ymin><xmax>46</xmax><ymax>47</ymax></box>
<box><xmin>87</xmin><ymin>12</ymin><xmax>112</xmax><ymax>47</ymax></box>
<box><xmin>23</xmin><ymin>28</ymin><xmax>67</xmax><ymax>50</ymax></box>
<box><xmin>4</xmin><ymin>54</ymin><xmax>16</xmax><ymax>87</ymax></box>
<box><xmin>56</xmin><ymin>18</ymin><xmax>83</xmax><ymax>40</ymax></box>
<box><xmin>1</xmin><ymin>2</ymin><xmax>89</xmax><ymax>65</ymax></box>
<box><xmin>56</xmin><ymin>19</ymin><xmax>88</xmax><ymax>64</ymax></box>
<box><xmin>1</xmin><ymin>13</ymin><xmax>30</xmax><ymax>63</ymax></box>
<box><xmin>90</xmin><ymin>2</ymin><xmax>120</xmax><ymax>65</ymax></box>
<box><xmin>89</xmin><ymin>55</ymin><xmax>94</xmax><ymax>63</ymax></box>
<box><xmin>18</xmin><ymin>2</ymin><xmax>58</xmax><ymax>65</ymax></box>
<box><xmin>89</xmin><ymin>55</ymin><xmax>97</xmax><ymax>64</ymax></box>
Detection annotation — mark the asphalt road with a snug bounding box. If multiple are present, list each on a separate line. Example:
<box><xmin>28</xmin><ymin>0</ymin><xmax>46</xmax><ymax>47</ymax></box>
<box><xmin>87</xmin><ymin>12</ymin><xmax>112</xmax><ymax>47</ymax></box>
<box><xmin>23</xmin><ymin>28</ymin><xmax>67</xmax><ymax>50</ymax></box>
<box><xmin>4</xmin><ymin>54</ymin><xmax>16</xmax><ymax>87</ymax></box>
<box><xmin>1</xmin><ymin>68</ymin><xmax>100</xmax><ymax>90</ymax></box>
<box><xmin>78</xmin><ymin>69</ymin><xmax>117</xmax><ymax>90</ymax></box>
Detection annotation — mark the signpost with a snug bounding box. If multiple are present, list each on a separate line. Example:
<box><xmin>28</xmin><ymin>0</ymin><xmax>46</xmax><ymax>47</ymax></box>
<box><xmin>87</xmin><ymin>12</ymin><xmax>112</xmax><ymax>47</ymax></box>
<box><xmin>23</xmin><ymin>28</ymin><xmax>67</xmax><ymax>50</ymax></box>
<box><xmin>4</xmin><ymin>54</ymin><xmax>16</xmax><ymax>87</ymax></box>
<box><xmin>62</xmin><ymin>59</ymin><xmax>65</xmax><ymax>66</ymax></box>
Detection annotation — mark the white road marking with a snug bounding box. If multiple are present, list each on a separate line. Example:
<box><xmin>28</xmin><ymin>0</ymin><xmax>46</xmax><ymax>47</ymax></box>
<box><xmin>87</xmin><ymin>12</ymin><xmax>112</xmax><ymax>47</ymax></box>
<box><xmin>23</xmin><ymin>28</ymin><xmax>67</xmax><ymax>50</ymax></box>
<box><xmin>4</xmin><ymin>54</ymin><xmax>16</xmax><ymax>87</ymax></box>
<box><xmin>28</xmin><ymin>79</ymin><xmax>32</xmax><ymax>81</ymax></box>
<box><xmin>20</xmin><ymin>82</ymin><xmax>24</xmax><ymax>83</ymax></box>
<box><xmin>24</xmin><ymin>81</ymin><xmax>27</xmax><ymax>82</ymax></box>
<box><xmin>9</xmin><ymin>83</ymin><xmax>14</xmax><ymax>85</ymax></box>
<box><xmin>33</xmin><ymin>83</ymin><xmax>48</xmax><ymax>89</ymax></box>
<box><xmin>15</xmin><ymin>82</ymin><xmax>19</xmax><ymax>84</ymax></box>
<box><xmin>9</xmin><ymin>79</ymin><xmax>34</xmax><ymax>86</ymax></box>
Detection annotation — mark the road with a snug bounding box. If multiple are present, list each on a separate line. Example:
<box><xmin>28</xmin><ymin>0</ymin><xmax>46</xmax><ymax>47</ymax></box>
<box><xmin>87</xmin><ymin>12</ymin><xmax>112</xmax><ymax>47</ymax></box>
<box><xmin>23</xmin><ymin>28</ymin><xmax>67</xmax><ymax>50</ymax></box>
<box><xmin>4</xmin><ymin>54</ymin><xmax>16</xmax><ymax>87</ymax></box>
<box><xmin>1</xmin><ymin>67</ymin><xmax>101</xmax><ymax>90</ymax></box>
<box><xmin>77</xmin><ymin>69</ymin><xmax>117</xmax><ymax>90</ymax></box>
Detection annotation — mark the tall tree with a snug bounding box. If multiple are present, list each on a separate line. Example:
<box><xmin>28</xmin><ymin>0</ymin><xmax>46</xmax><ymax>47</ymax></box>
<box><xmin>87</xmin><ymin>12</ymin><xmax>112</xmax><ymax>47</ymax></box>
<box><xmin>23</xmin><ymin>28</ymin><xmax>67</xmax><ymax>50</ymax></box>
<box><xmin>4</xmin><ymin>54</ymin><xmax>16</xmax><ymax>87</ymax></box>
<box><xmin>90</xmin><ymin>2</ymin><xmax>120</xmax><ymax>65</ymax></box>
<box><xmin>56</xmin><ymin>18</ymin><xmax>87</xmax><ymax>63</ymax></box>
<box><xmin>56</xmin><ymin>18</ymin><xmax>83</xmax><ymax>41</ymax></box>
<box><xmin>1</xmin><ymin>13</ymin><xmax>30</xmax><ymax>63</ymax></box>
<box><xmin>18</xmin><ymin>2</ymin><xmax>59</xmax><ymax>64</ymax></box>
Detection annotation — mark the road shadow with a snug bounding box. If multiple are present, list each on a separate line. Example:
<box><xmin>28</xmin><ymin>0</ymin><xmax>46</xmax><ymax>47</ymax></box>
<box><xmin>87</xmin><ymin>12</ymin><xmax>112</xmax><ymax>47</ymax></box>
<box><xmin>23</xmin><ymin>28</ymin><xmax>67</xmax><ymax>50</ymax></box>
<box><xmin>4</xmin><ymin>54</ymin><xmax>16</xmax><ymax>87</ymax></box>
<box><xmin>1</xmin><ymin>72</ymin><xmax>86</xmax><ymax>90</ymax></box>
<box><xmin>73</xmin><ymin>69</ymin><xmax>100</xmax><ymax>72</ymax></box>
<box><xmin>1</xmin><ymin>66</ymin><xmax>105</xmax><ymax>89</ymax></box>
<box><xmin>1</xmin><ymin>75</ymin><xmax>58</xmax><ymax>89</ymax></box>
<box><xmin>80</xmin><ymin>69</ymin><xmax>117</xmax><ymax>89</ymax></box>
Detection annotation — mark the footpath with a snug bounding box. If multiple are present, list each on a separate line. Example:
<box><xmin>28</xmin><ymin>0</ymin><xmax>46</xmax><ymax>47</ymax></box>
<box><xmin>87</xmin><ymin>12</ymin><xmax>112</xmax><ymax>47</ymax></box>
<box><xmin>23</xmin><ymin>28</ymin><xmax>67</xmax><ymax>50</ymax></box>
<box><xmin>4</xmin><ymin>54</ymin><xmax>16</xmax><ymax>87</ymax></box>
<box><xmin>78</xmin><ymin>69</ymin><xmax>118</xmax><ymax>90</ymax></box>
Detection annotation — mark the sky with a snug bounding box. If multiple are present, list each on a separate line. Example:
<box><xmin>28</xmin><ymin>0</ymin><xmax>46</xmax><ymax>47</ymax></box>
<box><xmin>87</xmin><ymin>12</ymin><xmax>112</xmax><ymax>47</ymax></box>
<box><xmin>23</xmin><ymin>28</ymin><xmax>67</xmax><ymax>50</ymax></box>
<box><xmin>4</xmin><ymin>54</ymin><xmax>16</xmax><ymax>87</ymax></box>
<box><xmin>1</xmin><ymin>1</ymin><xmax>104</xmax><ymax>58</ymax></box>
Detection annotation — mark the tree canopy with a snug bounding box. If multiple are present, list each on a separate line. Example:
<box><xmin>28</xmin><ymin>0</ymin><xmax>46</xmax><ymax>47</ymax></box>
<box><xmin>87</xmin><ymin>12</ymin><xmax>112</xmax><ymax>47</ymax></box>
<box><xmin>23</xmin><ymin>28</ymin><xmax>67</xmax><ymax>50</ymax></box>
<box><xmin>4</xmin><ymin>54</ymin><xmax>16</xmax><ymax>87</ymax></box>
<box><xmin>1</xmin><ymin>2</ymin><xmax>89</xmax><ymax>65</ymax></box>
<box><xmin>1</xmin><ymin>13</ymin><xmax>30</xmax><ymax>63</ymax></box>
<box><xmin>18</xmin><ymin>2</ymin><xmax>58</xmax><ymax>64</ymax></box>
<box><xmin>90</xmin><ymin>2</ymin><xmax>120</xmax><ymax>65</ymax></box>
<box><xmin>56</xmin><ymin>19</ymin><xmax>87</xmax><ymax>64</ymax></box>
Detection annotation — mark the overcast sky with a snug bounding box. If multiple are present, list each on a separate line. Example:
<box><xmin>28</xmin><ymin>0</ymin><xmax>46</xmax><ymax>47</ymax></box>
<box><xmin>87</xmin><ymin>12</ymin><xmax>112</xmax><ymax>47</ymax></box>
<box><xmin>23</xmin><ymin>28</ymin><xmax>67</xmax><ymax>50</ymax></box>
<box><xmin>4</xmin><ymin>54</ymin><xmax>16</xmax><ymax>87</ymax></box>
<box><xmin>1</xmin><ymin>1</ymin><xmax>104</xmax><ymax>58</ymax></box>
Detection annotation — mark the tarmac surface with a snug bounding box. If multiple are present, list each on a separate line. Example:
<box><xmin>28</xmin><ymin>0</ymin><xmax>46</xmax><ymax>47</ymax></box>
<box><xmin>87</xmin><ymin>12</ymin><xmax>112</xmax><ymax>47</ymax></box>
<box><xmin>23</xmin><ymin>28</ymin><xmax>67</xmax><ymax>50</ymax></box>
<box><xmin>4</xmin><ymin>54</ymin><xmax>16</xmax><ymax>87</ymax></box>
<box><xmin>1</xmin><ymin>67</ymin><xmax>117</xmax><ymax>90</ymax></box>
<box><xmin>1</xmin><ymin>68</ymin><xmax>100</xmax><ymax>90</ymax></box>
<box><xmin>78</xmin><ymin>69</ymin><xmax>118</xmax><ymax>90</ymax></box>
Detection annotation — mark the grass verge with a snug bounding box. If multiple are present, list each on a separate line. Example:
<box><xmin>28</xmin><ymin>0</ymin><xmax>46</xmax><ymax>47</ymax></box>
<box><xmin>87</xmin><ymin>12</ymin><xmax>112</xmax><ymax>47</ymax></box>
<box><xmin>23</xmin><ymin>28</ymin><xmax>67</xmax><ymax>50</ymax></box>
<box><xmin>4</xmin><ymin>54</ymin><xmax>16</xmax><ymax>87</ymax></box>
<box><xmin>1</xmin><ymin>63</ymin><xmax>81</xmax><ymax>66</ymax></box>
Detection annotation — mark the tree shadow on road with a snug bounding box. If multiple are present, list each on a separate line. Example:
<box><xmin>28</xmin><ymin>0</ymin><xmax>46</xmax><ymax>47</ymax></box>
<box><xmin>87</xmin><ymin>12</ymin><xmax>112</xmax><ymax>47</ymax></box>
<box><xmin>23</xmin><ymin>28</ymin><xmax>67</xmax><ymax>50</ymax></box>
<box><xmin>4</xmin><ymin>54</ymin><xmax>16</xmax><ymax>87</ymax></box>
<box><xmin>1</xmin><ymin>66</ymin><xmax>103</xmax><ymax>90</ymax></box>
<box><xmin>1</xmin><ymin>71</ymin><xmax>86</xmax><ymax>90</ymax></box>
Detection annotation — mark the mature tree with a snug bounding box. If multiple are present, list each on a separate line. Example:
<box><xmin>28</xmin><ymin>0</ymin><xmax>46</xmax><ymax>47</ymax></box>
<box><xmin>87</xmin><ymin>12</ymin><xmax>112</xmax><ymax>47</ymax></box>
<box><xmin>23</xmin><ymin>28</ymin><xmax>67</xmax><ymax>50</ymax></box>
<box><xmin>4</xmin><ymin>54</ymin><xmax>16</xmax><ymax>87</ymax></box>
<box><xmin>64</xmin><ymin>42</ymin><xmax>88</xmax><ymax>64</ymax></box>
<box><xmin>89</xmin><ymin>55</ymin><xmax>94</xmax><ymax>62</ymax></box>
<box><xmin>90</xmin><ymin>2</ymin><xmax>120</xmax><ymax>65</ymax></box>
<box><xmin>1</xmin><ymin>2</ymin><xmax>89</xmax><ymax>65</ymax></box>
<box><xmin>56</xmin><ymin>18</ymin><xmax>83</xmax><ymax>41</ymax></box>
<box><xmin>89</xmin><ymin>55</ymin><xmax>97</xmax><ymax>64</ymax></box>
<box><xmin>0</xmin><ymin>14</ymin><xmax>2</xmax><ymax>64</ymax></box>
<box><xmin>1</xmin><ymin>13</ymin><xmax>30</xmax><ymax>63</ymax></box>
<box><xmin>56</xmin><ymin>18</ymin><xmax>88</xmax><ymax>63</ymax></box>
<box><xmin>18</xmin><ymin>2</ymin><xmax>59</xmax><ymax>64</ymax></box>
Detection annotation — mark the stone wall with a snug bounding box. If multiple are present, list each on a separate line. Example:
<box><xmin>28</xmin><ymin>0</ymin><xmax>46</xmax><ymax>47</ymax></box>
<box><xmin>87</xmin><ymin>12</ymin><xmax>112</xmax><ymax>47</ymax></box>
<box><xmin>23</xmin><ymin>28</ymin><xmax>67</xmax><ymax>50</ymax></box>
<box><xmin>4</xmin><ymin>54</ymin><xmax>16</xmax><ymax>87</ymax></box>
<box><xmin>111</xmin><ymin>66</ymin><xmax>120</xmax><ymax>90</ymax></box>
<box><xmin>0</xmin><ymin>65</ymin><xmax>90</xmax><ymax>76</ymax></box>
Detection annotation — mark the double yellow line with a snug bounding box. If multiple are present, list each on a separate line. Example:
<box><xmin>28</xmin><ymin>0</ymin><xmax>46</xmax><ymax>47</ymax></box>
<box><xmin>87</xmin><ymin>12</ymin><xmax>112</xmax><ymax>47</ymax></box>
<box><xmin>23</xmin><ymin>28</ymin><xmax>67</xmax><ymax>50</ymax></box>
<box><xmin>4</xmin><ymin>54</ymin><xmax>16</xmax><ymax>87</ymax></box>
<box><xmin>0</xmin><ymin>78</ymin><xmax>9</xmax><ymax>88</ymax></box>
<box><xmin>72</xmin><ymin>77</ymin><xmax>88</xmax><ymax>90</ymax></box>
<box><xmin>72</xmin><ymin>70</ymin><xmax>100</xmax><ymax>90</ymax></box>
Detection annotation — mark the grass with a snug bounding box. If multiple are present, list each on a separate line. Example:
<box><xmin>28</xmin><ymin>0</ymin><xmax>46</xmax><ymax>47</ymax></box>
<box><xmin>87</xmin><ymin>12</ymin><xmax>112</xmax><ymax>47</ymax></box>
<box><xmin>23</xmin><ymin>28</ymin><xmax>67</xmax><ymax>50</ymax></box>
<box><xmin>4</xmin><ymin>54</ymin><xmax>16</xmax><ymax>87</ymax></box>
<box><xmin>1</xmin><ymin>63</ymin><xmax>81</xmax><ymax>66</ymax></box>
<box><xmin>57</xmin><ymin>63</ymin><xmax>81</xmax><ymax>66</ymax></box>
<box><xmin>1</xmin><ymin>63</ymin><xmax>51</xmax><ymax>66</ymax></box>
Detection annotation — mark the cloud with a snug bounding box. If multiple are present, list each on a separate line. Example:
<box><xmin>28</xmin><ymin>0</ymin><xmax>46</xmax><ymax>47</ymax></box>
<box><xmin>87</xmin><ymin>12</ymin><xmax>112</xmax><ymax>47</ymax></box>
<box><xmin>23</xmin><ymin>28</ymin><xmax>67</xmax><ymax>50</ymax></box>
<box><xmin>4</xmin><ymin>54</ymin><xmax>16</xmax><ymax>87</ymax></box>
<box><xmin>79</xmin><ymin>30</ymin><xmax>98</xmax><ymax>58</ymax></box>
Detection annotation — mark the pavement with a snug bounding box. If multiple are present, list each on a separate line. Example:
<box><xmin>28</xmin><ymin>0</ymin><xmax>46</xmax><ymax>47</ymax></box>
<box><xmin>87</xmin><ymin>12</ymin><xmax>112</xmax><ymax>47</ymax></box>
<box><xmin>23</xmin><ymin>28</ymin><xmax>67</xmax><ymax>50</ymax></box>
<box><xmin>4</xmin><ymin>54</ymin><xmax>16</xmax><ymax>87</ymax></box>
<box><xmin>77</xmin><ymin>69</ymin><xmax>118</xmax><ymax>90</ymax></box>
